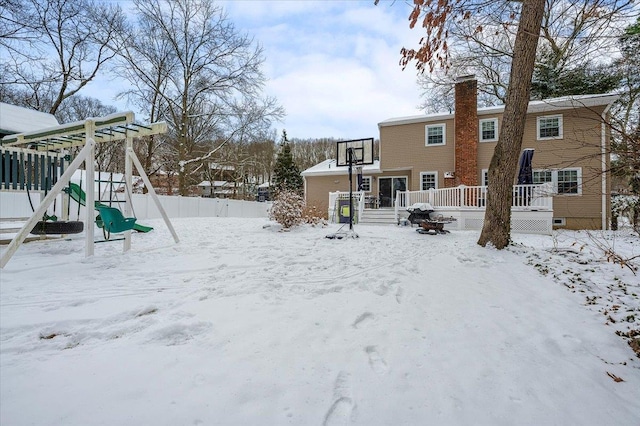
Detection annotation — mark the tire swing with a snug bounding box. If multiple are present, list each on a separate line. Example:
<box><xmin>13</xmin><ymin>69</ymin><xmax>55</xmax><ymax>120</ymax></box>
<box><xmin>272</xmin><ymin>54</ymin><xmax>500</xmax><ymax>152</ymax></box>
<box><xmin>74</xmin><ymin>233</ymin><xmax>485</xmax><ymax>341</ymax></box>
<box><xmin>30</xmin><ymin>219</ymin><xmax>84</xmax><ymax>235</ymax></box>
<box><xmin>26</xmin><ymin>160</ymin><xmax>84</xmax><ymax>236</ymax></box>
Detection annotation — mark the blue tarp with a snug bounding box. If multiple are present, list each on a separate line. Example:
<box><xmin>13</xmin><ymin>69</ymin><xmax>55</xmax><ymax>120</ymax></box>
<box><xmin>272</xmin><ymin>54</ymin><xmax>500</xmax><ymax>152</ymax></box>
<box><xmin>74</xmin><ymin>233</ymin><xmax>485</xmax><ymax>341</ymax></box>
<box><xmin>517</xmin><ymin>149</ymin><xmax>535</xmax><ymax>185</ymax></box>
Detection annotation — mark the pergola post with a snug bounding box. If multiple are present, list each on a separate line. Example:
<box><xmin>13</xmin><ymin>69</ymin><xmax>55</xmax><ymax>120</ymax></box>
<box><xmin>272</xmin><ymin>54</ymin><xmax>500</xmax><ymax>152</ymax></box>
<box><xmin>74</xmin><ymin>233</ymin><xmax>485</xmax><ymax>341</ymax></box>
<box><xmin>124</xmin><ymin>135</ymin><xmax>134</xmax><ymax>251</ymax></box>
<box><xmin>85</xmin><ymin>119</ymin><xmax>95</xmax><ymax>257</ymax></box>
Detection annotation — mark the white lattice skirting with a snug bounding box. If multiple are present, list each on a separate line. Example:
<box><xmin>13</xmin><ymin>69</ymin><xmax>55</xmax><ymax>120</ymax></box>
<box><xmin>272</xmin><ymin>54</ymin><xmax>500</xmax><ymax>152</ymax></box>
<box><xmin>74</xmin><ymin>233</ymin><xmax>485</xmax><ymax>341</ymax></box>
<box><xmin>436</xmin><ymin>209</ymin><xmax>553</xmax><ymax>235</ymax></box>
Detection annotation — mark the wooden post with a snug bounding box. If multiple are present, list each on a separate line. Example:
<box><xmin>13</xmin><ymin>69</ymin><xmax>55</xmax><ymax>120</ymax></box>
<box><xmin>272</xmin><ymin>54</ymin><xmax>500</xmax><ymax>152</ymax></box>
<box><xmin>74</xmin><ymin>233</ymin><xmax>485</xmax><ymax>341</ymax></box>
<box><xmin>85</xmin><ymin>119</ymin><xmax>95</xmax><ymax>257</ymax></box>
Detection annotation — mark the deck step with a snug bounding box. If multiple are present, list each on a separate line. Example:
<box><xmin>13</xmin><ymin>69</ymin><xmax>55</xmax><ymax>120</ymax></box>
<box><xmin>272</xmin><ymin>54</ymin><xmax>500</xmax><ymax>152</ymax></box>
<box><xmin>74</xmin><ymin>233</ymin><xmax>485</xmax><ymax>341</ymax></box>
<box><xmin>359</xmin><ymin>209</ymin><xmax>401</xmax><ymax>225</ymax></box>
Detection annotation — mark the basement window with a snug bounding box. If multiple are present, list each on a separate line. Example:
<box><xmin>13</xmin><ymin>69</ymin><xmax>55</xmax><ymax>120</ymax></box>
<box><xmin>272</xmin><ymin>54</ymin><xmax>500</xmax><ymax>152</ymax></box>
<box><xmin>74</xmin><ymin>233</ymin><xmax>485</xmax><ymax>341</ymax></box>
<box><xmin>553</xmin><ymin>218</ymin><xmax>566</xmax><ymax>226</ymax></box>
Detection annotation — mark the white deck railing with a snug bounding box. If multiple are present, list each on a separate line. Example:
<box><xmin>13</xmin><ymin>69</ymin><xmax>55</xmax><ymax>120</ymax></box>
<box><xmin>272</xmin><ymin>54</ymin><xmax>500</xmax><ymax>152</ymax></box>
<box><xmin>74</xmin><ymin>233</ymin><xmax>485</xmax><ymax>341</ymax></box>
<box><xmin>394</xmin><ymin>183</ymin><xmax>554</xmax><ymax>221</ymax></box>
<box><xmin>328</xmin><ymin>185</ymin><xmax>555</xmax><ymax>235</ymax></box>
<box><xmin>328</xmin><ymin>191</ymin><xmax>365</xmax><ymax>223</ymax></box>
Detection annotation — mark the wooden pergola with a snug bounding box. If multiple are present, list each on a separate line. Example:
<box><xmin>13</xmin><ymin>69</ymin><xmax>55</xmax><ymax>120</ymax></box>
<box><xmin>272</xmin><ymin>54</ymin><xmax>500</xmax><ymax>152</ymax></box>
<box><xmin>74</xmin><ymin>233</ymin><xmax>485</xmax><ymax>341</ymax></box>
<box><xmin>0</xmin><ymin>111</ymin><xmax>179</xmax><ymax>268</ymax></box>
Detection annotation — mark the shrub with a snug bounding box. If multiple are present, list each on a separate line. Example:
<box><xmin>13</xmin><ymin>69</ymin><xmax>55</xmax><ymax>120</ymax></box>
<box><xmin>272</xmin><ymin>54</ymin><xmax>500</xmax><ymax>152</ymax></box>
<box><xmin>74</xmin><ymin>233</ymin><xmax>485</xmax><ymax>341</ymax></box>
<box><xmin>269</xmin><ymin>190</ymin><xmax>305</xmax><ymax>229</ymax></box>
<box><xmin>612</xmin><ymin>195</ymin><xmax>640</xmax><ymax>233</ymax></box>
<box><xmin>302</xmin><ymin>204</ymin><xmax>328</xmax><ymax>227</ymax></box>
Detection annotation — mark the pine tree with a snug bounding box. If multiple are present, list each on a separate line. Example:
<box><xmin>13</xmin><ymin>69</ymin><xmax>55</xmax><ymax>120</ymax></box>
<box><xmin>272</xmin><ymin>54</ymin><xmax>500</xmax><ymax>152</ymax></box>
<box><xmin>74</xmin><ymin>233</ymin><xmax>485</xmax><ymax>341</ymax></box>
<box><xmin>273</xmin><ymin>130</ymin><xmax>304</xmax><ymax>195</ymax></box>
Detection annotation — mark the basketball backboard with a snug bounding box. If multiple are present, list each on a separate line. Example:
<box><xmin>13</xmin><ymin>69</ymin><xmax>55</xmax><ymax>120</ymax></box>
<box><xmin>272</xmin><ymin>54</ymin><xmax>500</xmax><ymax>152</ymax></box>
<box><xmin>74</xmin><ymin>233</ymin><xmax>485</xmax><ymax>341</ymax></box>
<box><xmin>336</xmin><ymin>138</ymin><xmax>374</xmax><ymax>166</ymax></box>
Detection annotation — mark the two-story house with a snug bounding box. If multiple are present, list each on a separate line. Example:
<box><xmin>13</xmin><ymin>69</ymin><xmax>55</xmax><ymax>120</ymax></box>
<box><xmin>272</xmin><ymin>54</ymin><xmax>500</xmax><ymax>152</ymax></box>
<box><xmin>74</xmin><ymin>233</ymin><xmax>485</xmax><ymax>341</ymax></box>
<box><xmin>302</xmin><ymin>76</ymin><xmax>617</xmax><ymax>230</ymax></box>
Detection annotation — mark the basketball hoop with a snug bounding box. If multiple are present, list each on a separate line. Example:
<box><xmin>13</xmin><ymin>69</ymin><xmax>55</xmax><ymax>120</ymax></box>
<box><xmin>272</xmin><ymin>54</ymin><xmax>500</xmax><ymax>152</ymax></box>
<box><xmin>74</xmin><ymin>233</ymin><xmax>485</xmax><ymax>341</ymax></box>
<box><xmin>336</xmin><ymin>138</ymin><xmax>374</xmax><ymax>167</ymax></box>
<box><xmin>331</xmin><ymin>138</ymin><xmax>375</xmax><ymax>234</ymax></box>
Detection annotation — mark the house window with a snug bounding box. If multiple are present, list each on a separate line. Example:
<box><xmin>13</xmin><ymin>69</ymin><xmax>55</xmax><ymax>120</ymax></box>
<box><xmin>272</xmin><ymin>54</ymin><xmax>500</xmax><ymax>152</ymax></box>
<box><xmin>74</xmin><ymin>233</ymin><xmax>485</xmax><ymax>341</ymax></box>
<box><xmin>557</xmin><ymin>169</ymin><xmax>579</xmax><ymax>194</ymax></box>
<box><xmin>482</xmin><ymin>169</ymin><xmax>489</xmax><ymax>186</ymax></box>
<box><xmin>479</xmin><ymin>118</ymin><xmax>498</xmax><ymax>142</ymax></box>
<box><xmin>359</xmin><ymin>176</ymin><xmax>371</xmax><ymax>192</ymax></box>
<box><xmin>533</xmin><ymin>170</ymin><xmax>552</xmax><ymax>184</ymax></box>
<box><xmin>425</xmin><ymin>124</ymin><xmax>446</xmax><ymax>146</ymax></box>
<box><xmin>537</xmin><ymin>115</ymin><xmax>563</xmax><ymax>140</ymax></box>
<box><xmin>533</xmin><ymin>168</ymin><xmax>581</xmax><ymax>195</ymax></box>
<box><xmin>420</xmin><ymin>172</ymin><xmax>438</xmax><ymax>190</ymax></box>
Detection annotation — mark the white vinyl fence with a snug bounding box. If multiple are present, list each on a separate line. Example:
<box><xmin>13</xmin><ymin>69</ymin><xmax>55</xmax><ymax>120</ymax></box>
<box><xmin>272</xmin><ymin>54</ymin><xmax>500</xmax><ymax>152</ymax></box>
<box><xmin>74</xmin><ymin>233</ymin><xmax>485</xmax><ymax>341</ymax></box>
<box><xmin>0</xmin><ymin>191</ymin><xmax>271</xmax><ymax>221</ymax></box>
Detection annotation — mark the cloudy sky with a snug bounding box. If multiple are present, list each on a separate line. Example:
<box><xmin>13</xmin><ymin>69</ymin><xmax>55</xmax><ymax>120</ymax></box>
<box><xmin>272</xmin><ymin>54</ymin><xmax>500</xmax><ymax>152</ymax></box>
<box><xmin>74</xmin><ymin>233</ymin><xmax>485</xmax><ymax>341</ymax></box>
<box><xmin>219</xmin><ymin>0</ymin><xmax>425</xmax><ymax>140</ymax></box>
<box><xmin>88</xmin><ymin>0</ymin><xmax>428</xmax><ymax>140</ymax></box>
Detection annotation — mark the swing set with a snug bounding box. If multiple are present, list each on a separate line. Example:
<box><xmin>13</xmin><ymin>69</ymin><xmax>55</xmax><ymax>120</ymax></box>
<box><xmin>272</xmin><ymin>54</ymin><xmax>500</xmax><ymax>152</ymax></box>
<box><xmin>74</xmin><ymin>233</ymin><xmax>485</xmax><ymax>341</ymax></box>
<box><xmin>0</xmin><ymin>111</ymin><xmax>179</xmax><ymax>268</ymax></box>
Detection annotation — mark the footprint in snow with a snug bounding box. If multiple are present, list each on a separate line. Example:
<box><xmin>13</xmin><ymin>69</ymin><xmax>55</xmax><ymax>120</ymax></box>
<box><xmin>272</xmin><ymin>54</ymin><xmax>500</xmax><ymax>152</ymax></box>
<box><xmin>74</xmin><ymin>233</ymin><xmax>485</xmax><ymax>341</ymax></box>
<box><xmin>352</xmin><ymin>312</ymin><xmax>374</xmax><ymax>329</ymax></box>
<box><xmin>365</xmin><ymin>346</ymin><xmax>389</xmax><ymax>375</ymax></box>
<box><xmin>323</xmin><ymin>371</ymin><xmax>356</xmax><ymax>426</ymax></box>
<box><xmin>395</xmin><ymin>287</ymin><xmax>404</xmax><ymax>304</ymax></box>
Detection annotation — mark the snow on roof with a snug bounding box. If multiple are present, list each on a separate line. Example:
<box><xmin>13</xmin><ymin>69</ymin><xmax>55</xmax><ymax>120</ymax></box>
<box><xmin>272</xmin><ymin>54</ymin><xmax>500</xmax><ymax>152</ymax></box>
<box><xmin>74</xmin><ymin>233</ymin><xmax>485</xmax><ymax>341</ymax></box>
<box><xmin>301</xmin><ymin>159</ymin><xmax>381</xmax><ymax>177</ymax></box>
<box><xmin>208</xmin><ymin>162</ymin><xmax>235</xmax><ymax>171</ymax></box>
<box><xmin>197</xmin><ymin>180</ymin><xmax>232</xmax><ymax>187</ymax></box>
<box><xmin>257</xmin><ymin>182</ymin><xmax>271</xmax><ymax>188</ymax></box>
<box><xmin>0</xmin><ymin>103</ymin><xmax>59</xmax><ymax>135</ymax></box>
<box><xmin>378</xmin><ymin>93</ymin><xmax>620</xmax><ymax>128</ymax></box>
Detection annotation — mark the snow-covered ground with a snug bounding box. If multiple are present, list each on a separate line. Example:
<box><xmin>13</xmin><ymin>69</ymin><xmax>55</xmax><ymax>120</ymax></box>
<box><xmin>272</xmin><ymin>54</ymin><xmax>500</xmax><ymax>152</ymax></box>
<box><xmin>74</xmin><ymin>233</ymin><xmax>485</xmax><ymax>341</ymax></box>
<box><xmin>1</xmin><ymin>218</ymin><xmax>639</xmax><ymax>425</ymax></box>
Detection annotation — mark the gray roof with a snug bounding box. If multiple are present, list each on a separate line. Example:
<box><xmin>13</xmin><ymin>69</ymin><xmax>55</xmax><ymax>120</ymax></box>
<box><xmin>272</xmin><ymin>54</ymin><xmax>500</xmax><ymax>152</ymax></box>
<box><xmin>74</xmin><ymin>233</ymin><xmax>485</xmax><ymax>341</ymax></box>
<box><xmin>0</xmin><ymin>103</ymin><xmax>59</xmax><ymax>136</ymax></box>
<box><xmin>378</xmin><ymin>93</ymin><xmax>620</xmax><ymax>128</ymax></box>
<box><xmin>302</xmin><ymin>159</ymin><xmax>381</xmax><ymax>177</ymax></box>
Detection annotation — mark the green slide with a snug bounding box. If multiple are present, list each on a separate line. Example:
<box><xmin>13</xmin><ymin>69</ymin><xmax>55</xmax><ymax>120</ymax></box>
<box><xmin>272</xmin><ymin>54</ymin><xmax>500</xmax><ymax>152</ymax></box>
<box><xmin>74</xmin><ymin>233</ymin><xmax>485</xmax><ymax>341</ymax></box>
<box><xmin>67</xmin><ymin>183</ymin><xmax>153</xmax><ymax>233</ymax></box>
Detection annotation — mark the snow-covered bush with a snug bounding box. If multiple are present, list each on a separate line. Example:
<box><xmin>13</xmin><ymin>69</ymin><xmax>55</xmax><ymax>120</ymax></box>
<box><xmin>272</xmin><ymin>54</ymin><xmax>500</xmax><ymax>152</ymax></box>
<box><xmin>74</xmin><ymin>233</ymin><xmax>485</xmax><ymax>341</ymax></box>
<box><xmin>612</xmin><ymin>195</ymin><xmax>640</xmax><ymax>232</ymax></box>
<box><xmin>269</xmin><ymin>190</ymin><xmax>305</xmax><ymax>229</ymax></box>
<box><xmin>302</xmin><ymin>204</ymin><xmax>328</xmax><ymax>227</ymax></box>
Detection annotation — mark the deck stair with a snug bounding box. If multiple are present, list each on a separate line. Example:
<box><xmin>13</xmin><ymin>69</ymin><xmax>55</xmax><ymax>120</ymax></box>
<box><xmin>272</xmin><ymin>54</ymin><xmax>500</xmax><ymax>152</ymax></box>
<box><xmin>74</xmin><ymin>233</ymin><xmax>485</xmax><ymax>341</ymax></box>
<box><xmin>359</xmin><ymin>208</ymin><xmax>400</xmax><ymax>225</ymax></box>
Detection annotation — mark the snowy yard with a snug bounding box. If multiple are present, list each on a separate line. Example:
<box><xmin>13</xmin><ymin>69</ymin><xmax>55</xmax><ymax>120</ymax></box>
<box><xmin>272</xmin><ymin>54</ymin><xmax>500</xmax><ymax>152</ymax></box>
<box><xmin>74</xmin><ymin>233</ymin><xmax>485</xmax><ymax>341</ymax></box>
<box><xmin>1</xmin><ymin>218</ymin><xmax>639</xmax><ymax>425</ymax></box>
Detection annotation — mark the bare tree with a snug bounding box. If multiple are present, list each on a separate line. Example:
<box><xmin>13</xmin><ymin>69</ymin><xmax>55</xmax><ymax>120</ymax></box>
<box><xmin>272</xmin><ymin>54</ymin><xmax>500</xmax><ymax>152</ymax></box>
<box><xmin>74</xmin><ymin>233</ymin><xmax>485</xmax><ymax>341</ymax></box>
<box><xmin>477</xmin><ymin>0</ymin><xmax>546</xmax><ymax>249</ymax></box>
<box><xmin>416</xmin><ymin>0</ymin><xmax>634</xmax><ymax>112</ymax></box>
<box><xmin>0</xmin><ymin>0</ymin><xmax>37</xmax><ymax>51</ymax></box>
<box><xmin>386</xmin><ymin>0</ymin><xmax>545</xmax><ymax>249</ymax></box>
<box><xmin>610</xmin><ymin>19</ymin><xmax>640</xmax><ymax>229</ymax></box>
<box><xmin>0</xmin><ymin>0</ymin><xmax>125</xmax><ymax>114</ymax></box>
<box><xmin>116</xmin><ymin>0</ymin><xmax>284</xmax><ymax>196</ymax></box>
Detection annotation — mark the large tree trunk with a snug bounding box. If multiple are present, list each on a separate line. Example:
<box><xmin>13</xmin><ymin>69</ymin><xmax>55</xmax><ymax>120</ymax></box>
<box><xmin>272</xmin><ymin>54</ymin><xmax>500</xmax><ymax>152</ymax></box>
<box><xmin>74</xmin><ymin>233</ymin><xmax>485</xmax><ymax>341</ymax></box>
<box><xmin>478</xmin><ymin>0</ymin><xmax>546</xmax><ymax>249</ymax></box>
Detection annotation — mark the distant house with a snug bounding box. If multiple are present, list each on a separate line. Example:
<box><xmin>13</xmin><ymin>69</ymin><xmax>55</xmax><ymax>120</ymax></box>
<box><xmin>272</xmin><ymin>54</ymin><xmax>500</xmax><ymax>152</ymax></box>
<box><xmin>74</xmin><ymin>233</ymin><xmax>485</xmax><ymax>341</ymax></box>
<box><xmin>256</xmin><ymin>181</ymin><xmax>271</xmax><ymax>202</ymax></box>
<box><xmin>302</xmin><ymin>77</ymin><xmax>618</xmax><ymax>230</ymax></box>
<box><xmin>197</xmin><ymin>180</ymin><xmax>238</xmax><ymax>198</ymax></box>
<box><xmin>206</xmin><ymin>162</ymin><xmax>236</xmax><ymax>181</ymax></box>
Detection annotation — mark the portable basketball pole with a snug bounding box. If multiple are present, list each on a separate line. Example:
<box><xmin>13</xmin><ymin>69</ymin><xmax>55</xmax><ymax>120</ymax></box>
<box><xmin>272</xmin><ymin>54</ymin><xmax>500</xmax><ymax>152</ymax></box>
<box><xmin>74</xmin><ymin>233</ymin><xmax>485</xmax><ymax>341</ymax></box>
<box><xmin>347</xmin><ymin>147</ymin><xmax>355</xmax><ymax>231</ymax></box>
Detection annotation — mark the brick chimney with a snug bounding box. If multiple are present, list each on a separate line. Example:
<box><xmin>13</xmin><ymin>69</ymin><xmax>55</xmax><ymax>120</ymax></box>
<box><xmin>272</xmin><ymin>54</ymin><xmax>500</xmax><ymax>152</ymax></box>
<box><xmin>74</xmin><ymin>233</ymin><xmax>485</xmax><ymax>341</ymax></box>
<box><xmin>454</xmin><ymin>75</ymin><xmax>478</xmax><ymax>186</ymax></box>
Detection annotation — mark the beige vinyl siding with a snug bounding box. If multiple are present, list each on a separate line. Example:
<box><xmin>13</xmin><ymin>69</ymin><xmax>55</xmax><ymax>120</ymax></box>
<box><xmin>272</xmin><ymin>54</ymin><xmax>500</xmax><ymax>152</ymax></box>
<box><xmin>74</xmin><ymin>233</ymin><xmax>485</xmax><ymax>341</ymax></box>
<box><xmin>304</xmin><ymin>173</ymin><xmax>379</xmax><ymax>215</ymax></box>
<box><xmin>527</xmin><ymin>106</ymin><xmax>606</xmax><ymax>226</ymax></box>
<box><xmin>304</xmin><ymin>175</ymin><xmax>346</xmax><ymax>213</ymax></box>
<box><xmin>475</xmin><ymin>106</ymin><xmax>608</xmax><ymax>228</ymax></box>
<box><xmin>380</xmin><ymin>120</ymin><xmax>455</xmax><ymax>191</ymax></box>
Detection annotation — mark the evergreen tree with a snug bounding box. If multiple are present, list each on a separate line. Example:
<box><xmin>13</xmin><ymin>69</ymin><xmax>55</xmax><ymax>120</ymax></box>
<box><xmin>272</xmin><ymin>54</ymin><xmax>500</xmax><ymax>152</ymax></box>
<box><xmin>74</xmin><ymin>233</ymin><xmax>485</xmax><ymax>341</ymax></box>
<box><xmin>531</xmin><ymin>61</ymin><xmax>621</xmax><ymax>100</ymax></box>
<box><xmin>273</xmin><ymin>130</ymin><xmax>304</xmax><ymax>195</ymax></box>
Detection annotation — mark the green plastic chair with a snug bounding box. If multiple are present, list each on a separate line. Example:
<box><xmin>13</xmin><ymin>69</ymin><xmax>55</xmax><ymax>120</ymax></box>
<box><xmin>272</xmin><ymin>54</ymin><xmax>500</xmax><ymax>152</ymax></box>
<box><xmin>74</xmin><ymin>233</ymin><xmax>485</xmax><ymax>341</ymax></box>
<box><xmin>96</xmin><ymin>206</ymin><xmax>137</xmax><ymax>240</ymax></box>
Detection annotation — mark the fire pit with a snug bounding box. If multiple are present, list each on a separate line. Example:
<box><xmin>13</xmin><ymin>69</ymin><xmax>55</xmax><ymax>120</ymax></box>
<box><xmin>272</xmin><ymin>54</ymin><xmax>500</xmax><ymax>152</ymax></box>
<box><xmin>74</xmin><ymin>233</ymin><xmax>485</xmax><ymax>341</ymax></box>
<box><xmin>407</xmin><ymin>203</ymin><xmax>434</xmax><ymax>225</ymax></box>
<box><xmin>407</xmin><ymin>203</ymin><xmax>456</xmax><ymax>235</ymax></box>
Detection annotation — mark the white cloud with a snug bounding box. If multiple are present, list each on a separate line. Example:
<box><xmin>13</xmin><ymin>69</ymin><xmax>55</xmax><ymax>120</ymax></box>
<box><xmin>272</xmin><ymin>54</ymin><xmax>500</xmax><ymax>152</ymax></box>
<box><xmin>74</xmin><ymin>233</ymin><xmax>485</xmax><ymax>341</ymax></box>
<box><xmin>81</xmin><ymin>1</ymin><xmax>429</xmax><ymax>140</ymax></box>
<box><xmin>221</xmin><ymin>0</ymin><xmax>427</xmax><ymax>139</ymax></box>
